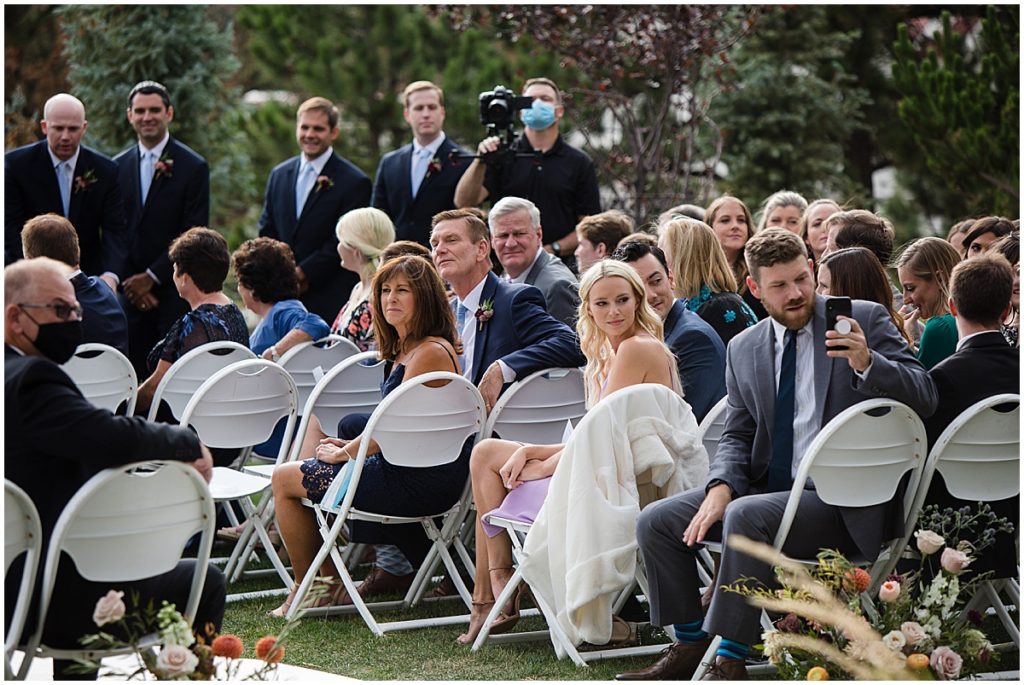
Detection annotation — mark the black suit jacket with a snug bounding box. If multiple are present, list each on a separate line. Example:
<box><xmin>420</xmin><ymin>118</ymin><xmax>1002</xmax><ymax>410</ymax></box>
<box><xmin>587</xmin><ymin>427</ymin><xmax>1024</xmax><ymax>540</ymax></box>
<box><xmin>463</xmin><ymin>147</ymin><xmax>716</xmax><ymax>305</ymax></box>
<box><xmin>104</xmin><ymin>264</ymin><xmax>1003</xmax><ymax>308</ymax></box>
<box><xmin>5</xmin><ymin>140</ymin><xmax>129</xmax><ymax>277</ymax></box>
<box><xmin>663</xmin><ymin>299</ymin><xmax>727</xmax><ymax>423</ymax></box>
<box><xmin>71</xmin><ymin>271</ymin><xmax>129</xmax><ymax>355</ymax></box>
<box><xmin>371</xmin><ymin>136</ymin><xmax>469</xmax><ymax>246</ymax></box>
<box><xmin>114</xmin><ymin>136</ymin><xmax>209</xmax><ymax>284</ymax></box>
<box><xmin>258</xmin><ymin>151</ymin><xmax>371</xmax><ymax>321</ymax></box>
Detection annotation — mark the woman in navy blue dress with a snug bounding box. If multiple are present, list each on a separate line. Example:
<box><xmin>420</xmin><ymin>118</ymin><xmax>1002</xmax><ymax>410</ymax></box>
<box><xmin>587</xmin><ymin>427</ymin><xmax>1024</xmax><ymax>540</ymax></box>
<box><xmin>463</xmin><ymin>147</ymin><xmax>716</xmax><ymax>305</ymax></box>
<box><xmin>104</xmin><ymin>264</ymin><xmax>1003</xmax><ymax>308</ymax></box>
<box><xmin>269</xmin><ymin>255</ymin><xmax>465</xmax><ymax>616</ymax></box>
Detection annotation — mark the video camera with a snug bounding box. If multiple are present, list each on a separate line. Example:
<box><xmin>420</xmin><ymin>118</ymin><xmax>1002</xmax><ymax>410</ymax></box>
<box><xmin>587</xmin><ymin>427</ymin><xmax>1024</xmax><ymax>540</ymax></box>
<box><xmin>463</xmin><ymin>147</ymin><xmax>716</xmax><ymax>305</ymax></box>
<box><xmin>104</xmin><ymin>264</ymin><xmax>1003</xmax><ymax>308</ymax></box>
<box><xmin>477</xmin><ymin>85</ymin><xmax>533</xmax><ymax>165</ymax></box>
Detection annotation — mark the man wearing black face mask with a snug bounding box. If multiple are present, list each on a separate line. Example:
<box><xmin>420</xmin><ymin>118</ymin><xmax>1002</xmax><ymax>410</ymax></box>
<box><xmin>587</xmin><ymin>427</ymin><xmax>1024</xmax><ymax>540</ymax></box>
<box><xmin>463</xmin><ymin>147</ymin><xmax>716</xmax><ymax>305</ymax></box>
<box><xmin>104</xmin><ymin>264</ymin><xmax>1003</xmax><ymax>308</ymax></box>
<box><xmin>4</xmin><ymin>257</ymin><xmax>225</xmax><ymax>680</ymax></box>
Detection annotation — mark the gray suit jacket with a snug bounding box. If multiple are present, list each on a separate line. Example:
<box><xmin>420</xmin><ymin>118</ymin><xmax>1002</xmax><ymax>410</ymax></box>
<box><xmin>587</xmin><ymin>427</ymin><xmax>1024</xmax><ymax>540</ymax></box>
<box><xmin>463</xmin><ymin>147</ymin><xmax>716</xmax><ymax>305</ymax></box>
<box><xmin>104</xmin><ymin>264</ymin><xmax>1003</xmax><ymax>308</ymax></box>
<box><xmin>709</xmin><ymin>295</ymin><xmax>938</xmax><ymax>559</ymax></box>
<box><xmin>523</xmin><ymin>249</ymin><xmax>580</xmax><ymax>327</ymax></box>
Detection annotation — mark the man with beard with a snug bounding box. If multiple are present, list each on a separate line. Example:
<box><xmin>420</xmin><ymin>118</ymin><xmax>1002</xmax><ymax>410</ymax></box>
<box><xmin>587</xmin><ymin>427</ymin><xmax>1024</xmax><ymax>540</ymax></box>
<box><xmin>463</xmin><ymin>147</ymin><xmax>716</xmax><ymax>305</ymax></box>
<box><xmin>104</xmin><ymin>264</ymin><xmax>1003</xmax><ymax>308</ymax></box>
<box><xmin>616</xmin><ymin>228</ymin><xmax>937</xmax><ymax>681</ymax></box>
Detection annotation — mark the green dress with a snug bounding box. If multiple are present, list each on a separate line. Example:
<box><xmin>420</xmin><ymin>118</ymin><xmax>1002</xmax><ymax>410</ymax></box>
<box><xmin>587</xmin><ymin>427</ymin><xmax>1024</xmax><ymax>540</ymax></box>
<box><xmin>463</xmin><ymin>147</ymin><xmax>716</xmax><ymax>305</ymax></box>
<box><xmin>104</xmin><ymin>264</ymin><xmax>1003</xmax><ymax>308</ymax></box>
<box><xmin>916</xmin><ymin>313</ymin><xmax>957</xmax><ymax>369</ymax></box>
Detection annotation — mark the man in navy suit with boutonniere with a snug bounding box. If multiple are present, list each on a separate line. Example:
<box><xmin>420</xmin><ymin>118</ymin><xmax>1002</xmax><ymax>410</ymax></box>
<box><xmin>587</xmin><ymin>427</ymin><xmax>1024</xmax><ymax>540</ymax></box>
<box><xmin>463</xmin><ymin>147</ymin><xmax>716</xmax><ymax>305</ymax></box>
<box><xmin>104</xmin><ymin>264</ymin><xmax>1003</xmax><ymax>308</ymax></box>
<box><xmin>258</xmin><ymin>97</ymin><xmax>371</xmax><ymax>322</ymax></box>
<box><xmin>114</xmin><ymin>80</ymin><xmax>210</xmax><ymax>374</ymax></box>
<box><xmin>372</xmin><ymin>81</ymin><xmax>469</xmax><ymax>248</ymax></box>
<box><xmin>5</xmin><ymin>93</ymin><xmax>129</xmax><ymax>290</ymax></box>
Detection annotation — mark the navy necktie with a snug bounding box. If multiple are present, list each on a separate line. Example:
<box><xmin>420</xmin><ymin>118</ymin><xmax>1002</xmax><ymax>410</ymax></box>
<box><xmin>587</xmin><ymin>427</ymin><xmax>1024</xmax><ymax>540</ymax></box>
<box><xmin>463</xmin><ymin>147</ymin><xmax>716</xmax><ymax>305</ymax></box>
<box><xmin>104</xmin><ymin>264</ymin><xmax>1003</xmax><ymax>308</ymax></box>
<box><xmin>768</xmin><ymin>328</ymin><xmax>798</xmax><ymax>492</ymax></box>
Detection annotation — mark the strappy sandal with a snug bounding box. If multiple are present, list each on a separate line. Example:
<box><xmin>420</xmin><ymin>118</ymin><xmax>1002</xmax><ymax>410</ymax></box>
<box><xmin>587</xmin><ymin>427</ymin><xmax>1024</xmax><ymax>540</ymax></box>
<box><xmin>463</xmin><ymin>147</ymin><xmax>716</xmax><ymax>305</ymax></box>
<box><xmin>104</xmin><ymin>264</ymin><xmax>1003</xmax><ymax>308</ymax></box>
<box><xmin>267</xmin><ymin>585</ymin><xmax>298</xmax><ymax>618</ymax></box>
<box><xmin>488</xmin><ymin>567</ymin><xmax>524</xmax><ymax>635</ymax></box>
<box><xmin>606</xmin><ymin>616</ymin><xmax>640</xmax><ymax>647</ymax></box>
<box><xmin>456</xmin><ymin>600</ymin><xmax>495</xmax><ymax>645</ymax></box>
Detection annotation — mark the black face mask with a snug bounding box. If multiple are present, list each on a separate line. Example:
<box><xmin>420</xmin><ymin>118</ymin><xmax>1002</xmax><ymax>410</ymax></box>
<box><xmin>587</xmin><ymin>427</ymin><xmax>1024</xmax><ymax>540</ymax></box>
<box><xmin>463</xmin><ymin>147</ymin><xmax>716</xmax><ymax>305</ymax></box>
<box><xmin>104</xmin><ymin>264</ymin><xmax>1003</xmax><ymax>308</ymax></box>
<box><xmin>28</xmin><ymin>318</ymin><xmax>82</xmax><ymax>364</ymax></box>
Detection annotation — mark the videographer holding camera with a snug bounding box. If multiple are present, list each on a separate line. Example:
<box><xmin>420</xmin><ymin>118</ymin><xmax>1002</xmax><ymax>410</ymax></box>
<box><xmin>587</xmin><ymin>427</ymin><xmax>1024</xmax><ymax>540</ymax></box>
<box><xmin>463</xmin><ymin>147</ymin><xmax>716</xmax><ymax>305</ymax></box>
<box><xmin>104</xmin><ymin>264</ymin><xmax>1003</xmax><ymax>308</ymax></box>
<box><xmin>454</xmin><ymin>78</ymin><xmax>601</xmax><ymax>265</ymax></box>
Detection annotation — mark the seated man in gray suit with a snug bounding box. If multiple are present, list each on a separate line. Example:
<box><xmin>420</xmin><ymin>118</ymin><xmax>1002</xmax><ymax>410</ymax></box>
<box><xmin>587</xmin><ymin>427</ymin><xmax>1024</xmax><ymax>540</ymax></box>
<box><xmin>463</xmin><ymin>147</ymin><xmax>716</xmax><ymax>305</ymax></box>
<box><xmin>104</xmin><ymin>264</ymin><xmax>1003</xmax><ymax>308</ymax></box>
<box><xmin>617</xmin><ymin>229</ymin><xmax>937</xmax><ymax>681</ymax></box>
<box><xmin>489</xmin><ymin>196</ymin><xmax>579</xmax><ymax>326</ymax></box>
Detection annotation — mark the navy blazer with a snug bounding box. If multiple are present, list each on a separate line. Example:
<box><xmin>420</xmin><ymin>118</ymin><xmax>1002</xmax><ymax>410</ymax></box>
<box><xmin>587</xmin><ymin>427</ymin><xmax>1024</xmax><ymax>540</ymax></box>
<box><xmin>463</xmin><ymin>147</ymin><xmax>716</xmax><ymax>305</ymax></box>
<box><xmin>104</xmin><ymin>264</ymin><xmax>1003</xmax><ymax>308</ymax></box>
<box><xmin>71</xmin><ymin>271</ymin><xmax>129</xmax><ymax>355</ymax></box>
<box><xmin>5</xmin><ymin>140</ymin><xmax>129</xmax><ymax>277</ymax></box>
<box><xmin>371</xmin><ymin>136</ymin><xmax>469</xmax><ymax>246</ymax></box>
<box><xmin>663</xmin><ymin>299</ymin><xmax>726</xmax><ymax>423</ymax></box>
<box><xmin>258</xmin><ymin>151</ymin><xmax>371</xmax><ymax>322</ymax></box>
<box><xmin>468</xmin><ymin>272</ymin><xmax>585</xmax><ymax>385</ymax></box>
<box><xmin>114</xmin><ymin>136</ymin><xmax>209</xmax><ymax>284</ymax></box>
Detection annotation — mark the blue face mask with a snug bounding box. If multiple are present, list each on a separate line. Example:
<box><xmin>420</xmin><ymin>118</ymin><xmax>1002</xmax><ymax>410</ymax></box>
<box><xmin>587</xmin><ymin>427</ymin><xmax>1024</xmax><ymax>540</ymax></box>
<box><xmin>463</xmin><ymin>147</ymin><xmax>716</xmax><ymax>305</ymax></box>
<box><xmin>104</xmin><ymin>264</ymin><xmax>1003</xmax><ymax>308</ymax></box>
<box><xmin>520</xmin><ymin>100</ymin><xmax>557</xmax><ymax>131</ymax></box>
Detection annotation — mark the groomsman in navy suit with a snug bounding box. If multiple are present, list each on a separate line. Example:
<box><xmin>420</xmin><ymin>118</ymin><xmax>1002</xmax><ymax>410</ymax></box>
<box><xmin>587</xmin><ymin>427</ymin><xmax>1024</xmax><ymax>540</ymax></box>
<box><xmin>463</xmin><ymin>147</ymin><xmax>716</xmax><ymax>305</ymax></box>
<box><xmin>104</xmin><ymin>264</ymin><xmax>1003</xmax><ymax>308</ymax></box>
<box><xmin>114</xmin><ymin>81</ymin><xmax>209</xmax><ymax>374</ymax></box>
<box><xmin>372</xmin><ymin>81</ymin><xmax>469</xmax><ymax>247</ymax></box>
<box><xmin>5</xmin><ymin>93</ymin><xmax>129</xmax><ymax>288</ymax></box>
<box><xmin>259</xmin><ymin>97</ymin><xmax>371</xmax><ymax>322</ymax></box>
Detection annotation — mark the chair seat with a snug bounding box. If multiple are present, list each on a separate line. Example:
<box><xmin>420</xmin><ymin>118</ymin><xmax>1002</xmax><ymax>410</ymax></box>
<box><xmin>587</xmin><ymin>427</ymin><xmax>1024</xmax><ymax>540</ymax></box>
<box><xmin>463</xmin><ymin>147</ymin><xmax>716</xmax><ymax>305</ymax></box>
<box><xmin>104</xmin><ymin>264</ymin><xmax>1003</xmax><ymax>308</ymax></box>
<box><xmin>242</xmin><ymin>463</ymin><xmax>276</xmax><ymax>479</ymax></box>
<box><xmin>209</xmin><ymin>467</ymin><xmax>272</xmax><ymax>501</ymax></box>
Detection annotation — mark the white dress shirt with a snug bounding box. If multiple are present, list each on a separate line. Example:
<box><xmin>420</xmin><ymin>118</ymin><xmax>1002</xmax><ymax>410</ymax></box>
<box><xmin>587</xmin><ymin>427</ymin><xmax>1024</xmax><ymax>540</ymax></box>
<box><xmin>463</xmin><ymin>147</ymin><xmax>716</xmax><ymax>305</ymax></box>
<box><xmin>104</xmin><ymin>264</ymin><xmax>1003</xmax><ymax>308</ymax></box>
<box><xmin>769</xmin><ymin>317</ymin><xmax>816</xmax><ymax>479</ymax></box>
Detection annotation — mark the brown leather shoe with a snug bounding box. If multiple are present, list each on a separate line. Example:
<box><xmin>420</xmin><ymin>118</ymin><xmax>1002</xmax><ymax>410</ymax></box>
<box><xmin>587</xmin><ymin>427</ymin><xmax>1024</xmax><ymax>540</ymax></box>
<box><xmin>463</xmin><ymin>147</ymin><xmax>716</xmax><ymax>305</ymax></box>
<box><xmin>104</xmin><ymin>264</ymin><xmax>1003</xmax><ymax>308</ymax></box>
<box><xmin>701</xmin><ymin>656</ymin><xmax>748</xmax><ymax>680</ymax></box>
<box><xmin>614</xmin><ymin>638</ymin><xmax>712</xmax><ymax>681</ymax></box>
<box><xmin>337</xmin><ymin>566</ymin><xmax>415</xmax><ymax>605</ymax></box>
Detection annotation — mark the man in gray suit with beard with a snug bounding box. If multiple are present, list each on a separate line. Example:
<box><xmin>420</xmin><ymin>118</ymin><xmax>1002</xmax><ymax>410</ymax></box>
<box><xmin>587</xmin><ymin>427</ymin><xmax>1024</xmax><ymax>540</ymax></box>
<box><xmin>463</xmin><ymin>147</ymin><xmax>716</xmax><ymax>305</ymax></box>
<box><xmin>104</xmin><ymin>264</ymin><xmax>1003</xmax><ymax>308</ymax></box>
<box><xmin>617</xmin><ymin>228</ymin><xmax>937</xmax><ymax>681</ymax></box>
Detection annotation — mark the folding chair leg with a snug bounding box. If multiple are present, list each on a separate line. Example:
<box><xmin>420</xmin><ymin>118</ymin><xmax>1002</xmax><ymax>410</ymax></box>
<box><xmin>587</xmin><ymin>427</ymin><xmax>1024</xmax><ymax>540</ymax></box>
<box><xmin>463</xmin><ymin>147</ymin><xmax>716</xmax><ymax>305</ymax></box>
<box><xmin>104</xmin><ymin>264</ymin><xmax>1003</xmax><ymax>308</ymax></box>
<box><xmin>691</xmin><ymin>635</ymin><xmax>720</xmax><ymax>680</ymax></box>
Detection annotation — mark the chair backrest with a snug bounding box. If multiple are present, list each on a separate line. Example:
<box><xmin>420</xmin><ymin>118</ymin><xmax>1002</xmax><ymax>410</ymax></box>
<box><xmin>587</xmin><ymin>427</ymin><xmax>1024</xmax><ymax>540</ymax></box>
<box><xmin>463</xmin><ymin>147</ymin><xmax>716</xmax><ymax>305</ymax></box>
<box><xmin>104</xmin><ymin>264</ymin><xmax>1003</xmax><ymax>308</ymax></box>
<box><xmin>180</xmin><ymin>360</ymin><xmax>299</xmax><ymax>463</ymax></box>
<box><xmin>278</xmin><ymin>335</ymin><xmax>361</xmax><ymax>410</ymax></box>
<box><xmin>483</xmin><ymin>368</ymin><xmax>586</xmax><ymax>444</ymax></box>
<box><xmin>697</xmin><ymin>396</ymin><xmax>729</xmax><ymax>463</ymax></box>
<box><xmin>5</xmin><ymin>480</ymin><xmax>42</xmax><ymax>657</ymax></box>
<box><xmin>363</xmin><ymin>372</ymin><xmax>486</xmax><ymax>468</ymax></box>
<box><xmin>920</xmin><ymin>393</ymin><xmax>1020</xmax><ymax>503</ymax></box>
<box><xmin>61</xmin><ymin>343</ymin><xmax>138</xmax><ymax>415</ymax></box>
<box><xmin>33</xmin><ymin>462</ymin><xmax>214</xmax><ymax>644</ymax></box>
<box><xmin>287</xmin><ymin>351</ymin><xmax>386</xmax><ymax>461</ymax></box>
<box><xmin>147</xmin><ymin>341</ymin><xmax>256</xmax><ymax>421</ymax></box>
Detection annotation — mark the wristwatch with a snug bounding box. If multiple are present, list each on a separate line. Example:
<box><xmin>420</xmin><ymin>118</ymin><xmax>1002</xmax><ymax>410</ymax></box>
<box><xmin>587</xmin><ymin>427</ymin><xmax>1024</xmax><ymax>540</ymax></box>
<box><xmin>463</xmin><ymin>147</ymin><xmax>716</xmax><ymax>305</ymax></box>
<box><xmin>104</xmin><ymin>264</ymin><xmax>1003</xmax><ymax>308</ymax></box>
<box><xmin>552</xmin><ymin>241</ymin><xmax>561</xmax><ymax>256</ymax></box>
<box><xmin>270</xmin><ymin>345</ymin><xmax>281</xmax><ymax>362</ymax></box>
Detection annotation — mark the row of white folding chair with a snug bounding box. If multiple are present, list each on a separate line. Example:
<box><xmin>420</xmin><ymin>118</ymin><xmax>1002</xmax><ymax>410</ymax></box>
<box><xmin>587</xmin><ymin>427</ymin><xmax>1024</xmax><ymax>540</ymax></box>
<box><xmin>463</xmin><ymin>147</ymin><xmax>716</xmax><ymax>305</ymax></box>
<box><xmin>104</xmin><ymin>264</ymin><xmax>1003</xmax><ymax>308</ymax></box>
<box><xmin>9</xmin><ymin>462</ymin><xmax>215</xmax><ymax>680</ymax></box>
<box><xmin>276</xmin><ymin>335</ymin><xmax>362</xmax><ymax>413</ymax></box>
<box><xmin>5</xmin><ymin>481</ymin><xmax>42</xmax><ymax>680</ymax></box>
<box><xmin>60</xmin><ymin>343</ymin><xmax>138</xmax><ymax>415</ymax></box>
<box><xmin>287</xmin><ymin>372</ymin><xmax>488</xmax><ymax>637</ymax></box>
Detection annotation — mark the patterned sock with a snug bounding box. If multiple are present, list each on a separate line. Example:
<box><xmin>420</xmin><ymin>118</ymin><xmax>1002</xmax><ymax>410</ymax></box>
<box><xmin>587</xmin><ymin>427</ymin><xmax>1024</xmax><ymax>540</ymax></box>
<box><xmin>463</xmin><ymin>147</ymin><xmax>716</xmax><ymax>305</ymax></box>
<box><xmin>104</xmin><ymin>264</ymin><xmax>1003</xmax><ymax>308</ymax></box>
<box><xmin>673</xmin><ymin>619</ymin><xmax>708</xmax><ymax>644</ymax></box>
<box><xmin>716</xmin><ymin>638</ymin><xmax>749</xmax><ymax>661</ymax></box>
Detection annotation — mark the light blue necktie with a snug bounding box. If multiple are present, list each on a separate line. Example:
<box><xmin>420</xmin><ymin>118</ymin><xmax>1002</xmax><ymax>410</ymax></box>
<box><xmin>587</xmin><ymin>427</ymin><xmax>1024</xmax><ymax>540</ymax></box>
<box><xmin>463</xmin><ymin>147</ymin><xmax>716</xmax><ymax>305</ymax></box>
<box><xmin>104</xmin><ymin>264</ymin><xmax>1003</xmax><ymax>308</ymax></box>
<box><xmin>455</xmin><ymin>302</ymin><xmax>470</xmax><ymax>372</ymax></box>
<box><xmin>140</xmin><ymin>150</ymin><xmax>155</xmax><ymax>204</ymax></box>
<box><xmin>57</xmin><ymin>161</ymin><xmax>71</xmax><ymax>217</ymax></box>
<box><xmin>295</xmin><ymin>162</ymin><xmax>316</xmax><ymax>218</ymax></box>
<box><xmin>410</xmin><ymin>148</ymin><xmax>431</xmax><ymax>198</ymax></box>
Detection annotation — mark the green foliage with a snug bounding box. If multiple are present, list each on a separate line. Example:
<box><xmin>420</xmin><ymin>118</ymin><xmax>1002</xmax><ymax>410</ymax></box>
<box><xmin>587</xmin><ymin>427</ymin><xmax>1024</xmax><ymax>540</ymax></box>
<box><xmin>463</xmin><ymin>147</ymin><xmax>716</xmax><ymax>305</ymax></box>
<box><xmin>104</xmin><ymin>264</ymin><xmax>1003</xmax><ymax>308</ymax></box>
<box><xmin>710</xmin><ymin>6</ymin><xmax>870</xmax><ymax>212</ymax></box>
<box><xmin>892</xmin><ymin>7</ymin><xmax>1020</xmax><ymax>218</ymax></box>
<box><xmin>57</xmin><ymin>5</ymin><xmax>256</xmax><ymax>233</ymax></box>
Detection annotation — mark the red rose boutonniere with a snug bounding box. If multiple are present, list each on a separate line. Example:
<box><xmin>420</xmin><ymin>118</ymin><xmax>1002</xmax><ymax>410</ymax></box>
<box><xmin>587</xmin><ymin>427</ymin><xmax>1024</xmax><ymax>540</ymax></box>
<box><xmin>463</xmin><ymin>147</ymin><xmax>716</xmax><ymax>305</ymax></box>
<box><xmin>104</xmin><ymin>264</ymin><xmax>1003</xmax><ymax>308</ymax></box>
<box><xmin>154</xmin><ymin>154</ymin><xmax>174</xmax><ymax>179</ymax></box>
<box><xmin>73</xmin><ymin>168</ymin><xmax>98</xmax><ymax>194</ymax></box>
<box><xmin>426</xmin><ymin>157</ymin><xmax>443</xmax><ymax>178</ymax></box>
<box><xmin>316</xmin><ymin>175</ymin><xmax>334</xmax><ymax>192</ymax></box>
<box><xmin>476</xmin><ymin>298</ymin><xmax>494</xmax><ymax>331</ymax></box>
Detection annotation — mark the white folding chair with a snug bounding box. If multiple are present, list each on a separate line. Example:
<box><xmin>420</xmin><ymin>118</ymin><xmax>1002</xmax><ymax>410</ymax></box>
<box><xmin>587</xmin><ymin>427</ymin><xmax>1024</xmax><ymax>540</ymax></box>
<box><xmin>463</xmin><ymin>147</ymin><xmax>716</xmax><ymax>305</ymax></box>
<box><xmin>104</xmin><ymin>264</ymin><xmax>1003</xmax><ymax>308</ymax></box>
<box><xmin>146</xmin><ymin>341</ymin><xmax>255</xmax><ymax>422</ymax></box>
<box><xmin>178</xmin><ymin>360</ymin><xmax>299</xmax><ymax>596</ymax></box>
<box><xmin>289</xmin><ymin>372</ymin><xmax>486</xmax><ymax>637</ymax></box>
<box><xmin>696</xmin><ymin>396</ymin><xmax>729</xmax><ymax>463</ymax></box>
<box><xmin>277</xmin><ymin>334</ymin><xmax>361</xmax><ymax>411</ymax></box>
<box><xmin>694</xmin><ymin>398</ymin><xmax>928</xmax><ymax>679</ymax></box>
<box><xmin>5</xmin><ymin>481</ymin><xmax>42</xmax><ymax>680</ymax></box>
<box><xmin>15</xmin><ymin>462</ymin><xmax>215</xmax><ymax>680</ymax></box>
<box><xmin>484</xmin><ymin>368</ymin><xmax>586</xmax><ymax>443</ymax></box>
<box><xmin>909</xmin><ymin>394</ymin><xmax>1020</xmax><ymax>649</ymax></box>
<box><xmin>61</xmin><ymin>343</ymin><xmax>138</xmax><ymax>415</ymax></box>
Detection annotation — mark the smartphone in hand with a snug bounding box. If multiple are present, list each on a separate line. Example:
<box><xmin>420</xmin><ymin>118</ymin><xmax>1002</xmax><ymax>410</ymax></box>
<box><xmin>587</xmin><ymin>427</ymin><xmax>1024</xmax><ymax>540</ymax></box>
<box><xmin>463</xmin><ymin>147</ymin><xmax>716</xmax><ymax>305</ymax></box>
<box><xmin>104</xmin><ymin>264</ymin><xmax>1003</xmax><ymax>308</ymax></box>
<box><xmin>825</xmin><ymin>296</ymin><xmax>853</xmax><ymax>350</ymax></box>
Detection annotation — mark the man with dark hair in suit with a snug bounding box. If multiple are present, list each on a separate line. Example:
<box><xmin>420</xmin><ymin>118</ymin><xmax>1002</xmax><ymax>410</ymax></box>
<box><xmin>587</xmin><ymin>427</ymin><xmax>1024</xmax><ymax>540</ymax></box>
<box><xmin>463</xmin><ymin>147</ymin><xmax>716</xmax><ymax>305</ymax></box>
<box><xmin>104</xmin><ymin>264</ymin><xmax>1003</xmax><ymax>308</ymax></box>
<box><xmin>5</xmin><ymin>93</ymin><xmax>129</xmax><ymax>290</ymax></box>
<box><xmin>616</xmin><ymin>228</ymin><xmax>936</xmax><ymax>681</ymax></box>
<box><xmin>4</xmin><ymin>257</ymin><xmax>223</xmax><ymax>680</ymax></box>
<box><xmin>372</xmin><ymin>81</ymin><xmax>469</xmax><ymax>247</ymax></box>
<box><xmin>612</xmin><ymin>239</ymin><xmax>726</xmax><ymax>423</ymax></box>
<box><xmin>21</xmin><ymin>213</ymin><xmax>128</xmax><ymax>355</ymax></box>
<box><xmin>924</xmin><ymin>254</ymin><xmax>1019</xmax><ymax>577</ymax></box>
<box><xmin>259</xmin><ymin>96</ymin><xmax>372</xmax><ymax>322</ymax></box>
<box><xmin>114</xmin><ymin>80</ymin><xmax>210</xmax><ymax>375</ymax></box>
<box><xmin>488</xmin><ymin>196</ymin><xmax>580</xmax><ymax>327</ymax></box>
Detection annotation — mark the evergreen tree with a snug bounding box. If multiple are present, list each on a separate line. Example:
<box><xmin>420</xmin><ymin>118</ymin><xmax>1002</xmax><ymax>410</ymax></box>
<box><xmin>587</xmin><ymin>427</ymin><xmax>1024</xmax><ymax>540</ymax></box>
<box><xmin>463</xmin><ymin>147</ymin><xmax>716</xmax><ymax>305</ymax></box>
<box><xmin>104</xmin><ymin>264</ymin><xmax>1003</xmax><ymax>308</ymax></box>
<box><xmin>57</xmin><ymin>6</ymin><xmax>255</xmax><ymax>234</ymax></box>
<box><xmin>710</xmin><ymin>5</ymin><xmax>870</xmax><ymax>212</ymax></box>
<box><xmin>892</xmin><ymin>7</ymin><xmax>1019</xmax><ymax>218</ymax></box>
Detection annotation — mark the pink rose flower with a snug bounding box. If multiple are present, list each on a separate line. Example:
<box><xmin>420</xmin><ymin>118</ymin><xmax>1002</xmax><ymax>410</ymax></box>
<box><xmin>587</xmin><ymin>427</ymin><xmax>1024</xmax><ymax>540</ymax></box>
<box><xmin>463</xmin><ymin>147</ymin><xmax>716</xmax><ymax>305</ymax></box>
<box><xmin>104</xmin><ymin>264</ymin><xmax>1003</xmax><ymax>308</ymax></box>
<box><xmin>900</xmin><ymin>621</ymin><xmax>927</xmax><ymax>646</ymax></box>
<box><xmin>879</xmin><ymin>580</ymin><xmax>901</xmax><ymax>602</ymax></box>
<box><xmin>914</xmin><ymin>529</ymin><xmax>945</xmax><ymax>555</ymax></box>
<box><xmin>930</xmin><ymin>645</ymin><xmax>963</xmax><ymax>680</ymax></box>
<box><xmin>92</xmin><ymin>590</ymin><xmax>126</xmax><ymax>627</ymax></box>
<box><xmin>940</xmin><ymin>547</ymin><xmax>971</xmax><ymax>575</ymax></box>
<box><xmin>155</xmin><ymin>644</ymin><xmax>198</xmax><ymax>678</ymax></box>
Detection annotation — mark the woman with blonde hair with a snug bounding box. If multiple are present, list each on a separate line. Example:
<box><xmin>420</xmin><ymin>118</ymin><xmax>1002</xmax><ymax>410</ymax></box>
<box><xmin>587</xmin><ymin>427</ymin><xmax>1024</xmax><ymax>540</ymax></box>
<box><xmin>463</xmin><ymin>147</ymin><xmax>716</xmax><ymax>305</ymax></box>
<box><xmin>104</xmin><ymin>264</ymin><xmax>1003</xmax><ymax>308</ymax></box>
<box><xmin>457</xmin><ymin>260</ymin><xmax>680</xmax><ymax>646</ymax></box>
<box><xmin>891</xmin><ymin>237</ymin><xmax>962</xmax><ymax>369</ymax></box>
<box><xmin>801</xmin><ymin>198</ymin><xmax>841</xmax><ymax>263</ymax></box>
<box><xmin>658</xmin><ymin>217</ymin><xmax>758</xmax><ymax>345</ymax></box>
<box><xmin>332</xmin><ymin>207</ymin><xmax>396</xmax><ymax>351</ymax></box>
<box><xmin>756</xmin><ymin>189</ymin><xmax>808</xmax><ymax>233</ymax></box>
<box><xmin>704</xmin><ymin>195</ymin><xmax>765</xmax><ymax>319</ymax></box>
